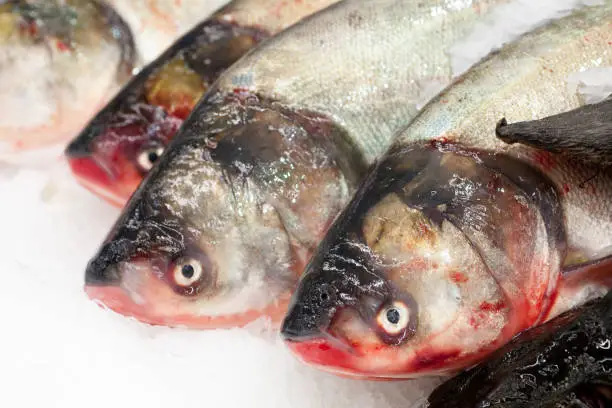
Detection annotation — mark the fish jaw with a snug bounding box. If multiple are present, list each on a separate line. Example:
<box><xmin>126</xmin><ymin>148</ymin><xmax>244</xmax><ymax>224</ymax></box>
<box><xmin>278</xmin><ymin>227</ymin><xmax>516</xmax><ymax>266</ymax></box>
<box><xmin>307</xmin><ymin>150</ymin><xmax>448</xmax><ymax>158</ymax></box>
<box><xmin>84</xmin><ymin>285</ymin><xmax>292</xmax><ymax>329</ymax></box>
<box><xmin>67</xmin><ymin>156</ymin><xmax>139</xmax><ymax>207</ymax></box>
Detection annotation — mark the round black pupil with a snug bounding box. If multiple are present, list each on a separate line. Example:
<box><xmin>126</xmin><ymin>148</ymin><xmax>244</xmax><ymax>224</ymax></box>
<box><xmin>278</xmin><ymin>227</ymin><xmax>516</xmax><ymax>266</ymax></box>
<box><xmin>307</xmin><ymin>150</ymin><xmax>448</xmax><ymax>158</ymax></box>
<box><xmin>148</xmin><ymin>151</ymin><xmax>159</xmax><ymax>163</ymax></box>
<box><xmin>386</xmin><ymin>308</ymin><xmax>400</xmax><ymax>325</ymax></box>
<box><xmin>320</xmin><ymin>292</ymin><xmax>329</xmax><ymax>301</ymax></box>
<box><xmin>181</xmin><ymin>264</ymin><xmax>195</xmax><ymax>279</ymax></box>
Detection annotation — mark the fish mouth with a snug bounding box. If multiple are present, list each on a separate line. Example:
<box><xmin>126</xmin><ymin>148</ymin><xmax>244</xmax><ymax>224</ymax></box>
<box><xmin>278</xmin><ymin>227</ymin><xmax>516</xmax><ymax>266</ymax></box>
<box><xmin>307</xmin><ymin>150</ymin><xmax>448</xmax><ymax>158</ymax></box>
<box><xmin>284</xmin><ymin>338</ymin><xmax>409</xmax><ymax>380</ymax></box>
<box><xmin>67</xmin><ymin>156</ymin><xmax>135</xmax><ymax>207</ymax></box>
<box><xmin>84</xmin><ymin>285</ymin><xmax>292</xmax><ymax>329</ymax></box>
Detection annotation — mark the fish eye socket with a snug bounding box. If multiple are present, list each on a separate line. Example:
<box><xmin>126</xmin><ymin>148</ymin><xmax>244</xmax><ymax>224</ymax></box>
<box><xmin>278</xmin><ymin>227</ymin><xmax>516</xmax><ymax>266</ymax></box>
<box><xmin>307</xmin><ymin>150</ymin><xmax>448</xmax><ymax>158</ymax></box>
<box><xmin>136</xmin><ymin>145</ymin><xmax>165</xmax><ymax>172</ymax></box>
<box><xmin>376</xmin><ymin>301</ymin><xmax>413</xmax><ymax>339</ymax></box>
<box><xmin>172</xmin><ymin>258</ymin><xmax>204</xmax><ymax>289</ymax></box>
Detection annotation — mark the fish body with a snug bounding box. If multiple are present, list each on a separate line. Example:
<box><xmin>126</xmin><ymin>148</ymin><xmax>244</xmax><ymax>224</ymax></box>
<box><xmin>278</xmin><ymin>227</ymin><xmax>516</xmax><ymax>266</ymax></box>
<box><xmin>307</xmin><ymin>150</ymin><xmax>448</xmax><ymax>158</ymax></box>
<box><xmin>65</xmin><ymin>0</ymin><xmax>340</xmax><ymax>207</ymax></box>
<box><xmin>107</xmin><ymin>0</ymin><xmax>230</xmax><ymax>63</ymax></box>
<box><xmin>83</xmin><ymin>0</ymin><xmax>514</xmax><ymax>329</ymax></box>
<box><xmin>427</xmin><ymin>292</ymin><xmax>612</xmax><ymax>408</ymax></box>
<box><xmin>0</xmin><ymin>0</ymin><xmax>135</xmax><ymax>151</ymax></box>
<box><xmin>281</xmin><ymin>3</ymin><xmax>612</xmax><ymax>379</ymax></box>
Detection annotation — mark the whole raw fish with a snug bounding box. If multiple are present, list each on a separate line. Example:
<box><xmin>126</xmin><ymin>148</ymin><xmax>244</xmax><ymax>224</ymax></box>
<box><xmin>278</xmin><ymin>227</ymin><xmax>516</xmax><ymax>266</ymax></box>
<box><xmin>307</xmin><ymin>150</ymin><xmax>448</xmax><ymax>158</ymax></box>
<box><xmin>0</xmin><ymin>0</ymin><xmax>135</xmax><ymax>151</ymax></box>
<box><xmin>281</xmin><ymin>3</ymin><xmax>612</xmax><ymax>379</ymax></box>
<box><xmin>65</xmin><ymin>0</ymin><xmax>339</xmax><ymax>207</ymax></box>
<box><xmin>83</xmin><ymin>0</ymin><xmax>514</xmax><ymax>329</ymax></box>
<box><xmin>427</xmin><ymin>291</ymin><xmax>612</xmax><ymax>407</ymax></box>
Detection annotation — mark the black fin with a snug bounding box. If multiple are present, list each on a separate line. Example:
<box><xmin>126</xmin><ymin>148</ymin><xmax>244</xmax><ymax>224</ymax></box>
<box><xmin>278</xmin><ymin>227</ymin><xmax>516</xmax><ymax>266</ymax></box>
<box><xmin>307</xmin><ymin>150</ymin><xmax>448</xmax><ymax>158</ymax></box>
<box><xmin>496</xmin><ymin>96</ymin><xmax>612</xmax><ymax>167</ymax></box>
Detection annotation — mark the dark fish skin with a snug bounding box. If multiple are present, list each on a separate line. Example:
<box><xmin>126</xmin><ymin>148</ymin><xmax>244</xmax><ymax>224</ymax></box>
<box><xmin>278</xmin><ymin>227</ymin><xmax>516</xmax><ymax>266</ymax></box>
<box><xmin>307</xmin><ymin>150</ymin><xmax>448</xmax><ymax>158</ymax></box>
<box><xmin>496</xmin><ymin>96</ymin><xmax>612</xmax><ymax>167</ymax></box>
<box><xmin>427</xmin><ymin>291</ymin><xmax>612</xmax><ymax>408</ymax></box>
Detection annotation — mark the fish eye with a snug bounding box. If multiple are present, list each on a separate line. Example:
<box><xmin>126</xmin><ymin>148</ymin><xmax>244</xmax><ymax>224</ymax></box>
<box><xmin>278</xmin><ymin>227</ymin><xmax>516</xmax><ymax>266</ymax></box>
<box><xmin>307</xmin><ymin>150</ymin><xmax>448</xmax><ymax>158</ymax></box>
<box><xmin>136</xmin><ymin>145</ymin><xmax>165</xmax><ymax>172</ymax></box>
<box><xmin>376</xmin><ymin>301</ymin><xmax>411</xmax><ymax>336</ymax></box>
<box><xmin>172</xmin><ymin>258</ymin><xmax>204</xmax><ymax>289</ymax></box>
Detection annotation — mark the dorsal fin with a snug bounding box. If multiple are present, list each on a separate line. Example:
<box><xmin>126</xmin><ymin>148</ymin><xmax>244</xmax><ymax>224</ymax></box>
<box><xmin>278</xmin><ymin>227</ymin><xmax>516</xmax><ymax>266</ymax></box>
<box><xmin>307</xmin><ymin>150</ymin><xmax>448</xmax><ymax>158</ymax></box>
<box><xmin>496</xmin><ymin>96</ymin><xmax>612</xmax><ymax>167</ymax></box>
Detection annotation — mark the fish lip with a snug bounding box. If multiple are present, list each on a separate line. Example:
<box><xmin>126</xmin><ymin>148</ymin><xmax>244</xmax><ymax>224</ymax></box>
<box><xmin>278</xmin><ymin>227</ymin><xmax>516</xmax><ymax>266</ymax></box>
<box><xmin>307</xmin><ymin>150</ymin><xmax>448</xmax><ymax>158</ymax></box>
<box><xmin>283</xmin><ymin>336</ymin><xmax>368</xmax><ymax>377</ymax></box>
<box><xmin>84</xmin><ymin>285</ymin><xmax>292</xmax><ymax>329</ymax></box>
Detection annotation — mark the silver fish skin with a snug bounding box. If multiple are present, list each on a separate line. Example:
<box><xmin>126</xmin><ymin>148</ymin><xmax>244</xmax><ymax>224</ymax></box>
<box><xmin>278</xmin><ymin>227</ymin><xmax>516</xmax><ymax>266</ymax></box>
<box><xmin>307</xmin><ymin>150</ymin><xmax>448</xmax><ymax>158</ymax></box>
<box><xmin>281</xmin><ymin>3</ymin><xmax>612</xmax><ymax>380</ymax></box>
<box><xmin>83</xmin><ymin>0</ymin><xmax>514</xmax><ymax>329</ymax></box>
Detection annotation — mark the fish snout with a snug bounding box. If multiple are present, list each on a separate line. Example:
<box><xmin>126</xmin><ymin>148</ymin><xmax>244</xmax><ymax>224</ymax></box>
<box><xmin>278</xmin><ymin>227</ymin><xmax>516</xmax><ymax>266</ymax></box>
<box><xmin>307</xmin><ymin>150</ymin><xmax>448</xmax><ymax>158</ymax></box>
<box><xmin>65</xmin><ymin>135</ymin><xmax>93</xmax><ymax>158</ymax></box>
<box><xmin>281</xmin><ymin>303</ymin><xmax>326</xmax><ymax>342</ymax></box>
<box><xmin>85</xmin><ymin>256</ymin><xmax>122</xmax><ymax>287</ymax></box>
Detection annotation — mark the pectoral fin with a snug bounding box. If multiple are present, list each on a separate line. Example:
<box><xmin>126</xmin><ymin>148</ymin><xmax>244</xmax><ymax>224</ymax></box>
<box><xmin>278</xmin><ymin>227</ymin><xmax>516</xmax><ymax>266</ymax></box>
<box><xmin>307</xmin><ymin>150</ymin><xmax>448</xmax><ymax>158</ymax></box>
<box><xmin>547</xmin><ymin>254</ymin><xmax>612</xmax><ymax>320</ymax></box>
<box><xmin>496</xmin><ymin>96</ymin><xmax>612</xmax><ymax>167</ymax></box>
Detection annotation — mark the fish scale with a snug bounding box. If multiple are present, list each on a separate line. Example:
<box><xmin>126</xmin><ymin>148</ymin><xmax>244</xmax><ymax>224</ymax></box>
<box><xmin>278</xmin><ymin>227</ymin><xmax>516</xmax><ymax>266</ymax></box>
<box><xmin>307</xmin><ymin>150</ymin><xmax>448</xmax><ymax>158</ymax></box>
<box><xmin>217</xmin><ymin>0</ymin><xmax>511</xmax><ymax>163</ymax></box>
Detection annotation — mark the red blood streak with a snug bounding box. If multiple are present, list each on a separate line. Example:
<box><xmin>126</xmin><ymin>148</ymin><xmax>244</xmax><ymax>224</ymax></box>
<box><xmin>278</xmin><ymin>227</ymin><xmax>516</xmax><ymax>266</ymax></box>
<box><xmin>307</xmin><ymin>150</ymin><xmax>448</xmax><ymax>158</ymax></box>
<box><xmin>533</xmin><ymin>151</ymin><xmax>556</xmax><ymax>171</ymax></box>
<box><xmin>562</xmin><ymin>183</ymin><xmax>571</xmax><ymax>195</ymax></box>
<box><xmin>479</xmin><ymin>300</ymin><xmax>506</xmax><ymax>312</ymax></box>
<box><xmin>430</xmin><ymin>136</ymin><xmax>449</xmax><ymax>148</ymax></box>
<box><xmin>412</xmin><ymin>350</ymin><xmax>461</xmax><ymax>371</ymax></box>
<box><xmin>450</xmin><ymin>271</ymin><xmax>469</xmax><ymax>283</ymax></box>
<box><xmin>55</xmin><ymin>39</ymin><xmax>70</xmax><ymax>52</ymax></box>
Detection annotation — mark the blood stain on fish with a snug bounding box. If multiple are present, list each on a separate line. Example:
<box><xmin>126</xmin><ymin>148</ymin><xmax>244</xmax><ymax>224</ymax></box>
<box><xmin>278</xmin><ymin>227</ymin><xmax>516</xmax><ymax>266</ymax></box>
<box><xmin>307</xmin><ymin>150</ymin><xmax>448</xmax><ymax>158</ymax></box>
<box><xmin>533</xmin><ymin>150</ymin><xmax>556</xmax><ymax>171</ymax></box>
<box><xmin>413</xmin><ymin>350</ymin><xmax>461</xmax><ymax>371</ymax></box>
<box><xmin>479</xmin><ymin>300</ymin><xmax>506</xmax><ymax>312</ymax></box>
<box><xmin>450</xmin><ymin>271</ymin><xmax>469</xmax><ymax>283</ymax></box>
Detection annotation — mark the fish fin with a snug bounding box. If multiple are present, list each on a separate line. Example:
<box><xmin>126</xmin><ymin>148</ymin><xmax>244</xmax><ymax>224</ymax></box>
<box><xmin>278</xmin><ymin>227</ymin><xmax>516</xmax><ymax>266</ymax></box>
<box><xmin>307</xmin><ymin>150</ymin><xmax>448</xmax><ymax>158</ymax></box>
<box><xmin>546</xmin><ymin>255</ymin><xmax>612</xmax><ymax>321</ymax></box>
<box><xmin>495</xmin><ymin>96</ymin><xmax>612</xmax><ymax>167</ymax></box>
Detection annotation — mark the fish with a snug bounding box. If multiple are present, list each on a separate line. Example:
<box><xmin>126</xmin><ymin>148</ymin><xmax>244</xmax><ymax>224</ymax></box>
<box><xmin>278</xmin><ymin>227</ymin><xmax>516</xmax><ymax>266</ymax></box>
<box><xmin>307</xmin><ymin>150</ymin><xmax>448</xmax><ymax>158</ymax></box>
<box><xmin>427</xmin><ymin>291</ymin><xmax>612</xmax><ymax>408</ymax></box>
<box><xmin>0</xmin><ymin>0</ymin><xmax>136</xmax><ymax>151</ymax></box>
<box><xmin>496</xmin><ymin>94</ymin><xmax>612</xmax><ymax>167</ymax></box>
<box><xmin>65</xmin><ymin>0</ymin><xmax>340</xmax><ymax>207</ymax></box>
<box><xmin>280</xmin><ymin>2</ymin><xmax>612</xmax><ymax>380</ymax></box>
<box><xmin>82</xmin><ymin>0</ymin><xmax>515</xmax><ymax>329</ymax></box>
<box><xmin>0</xmin><ymin>0</ymin><xmax>229</xmax><ymax>155</ymax></box>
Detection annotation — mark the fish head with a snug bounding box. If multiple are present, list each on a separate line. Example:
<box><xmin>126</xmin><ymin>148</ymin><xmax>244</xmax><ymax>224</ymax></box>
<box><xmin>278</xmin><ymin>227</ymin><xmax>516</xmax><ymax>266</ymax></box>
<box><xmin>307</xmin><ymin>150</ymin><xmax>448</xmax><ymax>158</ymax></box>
<box><xmin>66</xmin><ymin>102</ymin><xmax>183</xmax><ymax>207</ymax></box>
<box><xmin>282</xmin><ymin>142</ymin><xmax>565</xmax><ymax>379</ymax></box>
<box><xmin>84</xmin><ymin>92</ymin><xmax>359</xmax><ymax>328</ymax></box>
<box><xmin>65</xmin><ymin>20</ymin><xmax>269</xmax><ymax>207</ymax></box>
<box><xmin>0</xmin><ymin>0</ymin><xmax>136</xmax><ymax>149</ymax></box>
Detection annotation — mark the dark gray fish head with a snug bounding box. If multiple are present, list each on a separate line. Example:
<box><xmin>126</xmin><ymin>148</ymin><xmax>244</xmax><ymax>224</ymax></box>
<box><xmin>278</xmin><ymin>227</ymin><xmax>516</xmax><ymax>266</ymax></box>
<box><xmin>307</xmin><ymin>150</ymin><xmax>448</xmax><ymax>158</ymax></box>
<box><xmin>65</xmin><ymin>19</ymin><xmax>269</xmax><ymax>207</ymax></box>
<box><xmin>282</xmin><ymin>140</ymin><xmax>566</xmax><ymax>379</ymax></box>
<box><xmin>84</xmin><ymin>90</ymin><xmax>361</xmax><ymax>329</ymax></box>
